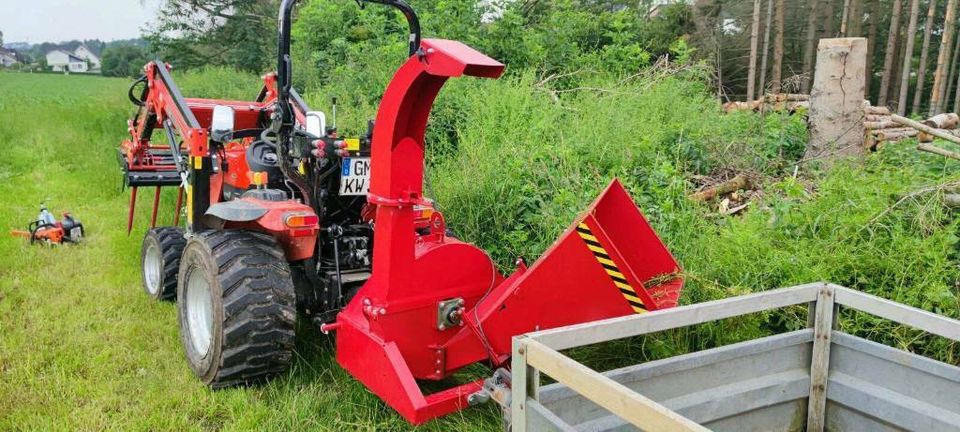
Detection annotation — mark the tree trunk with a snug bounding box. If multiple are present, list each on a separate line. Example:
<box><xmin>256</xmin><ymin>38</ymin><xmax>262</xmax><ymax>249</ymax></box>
<box><xmin>841</xmin><ymin>0</ymin><xmax>853</xmax><ymax>36</ymax></box>
<box><xmin>913</xmin><ymin>0</ymin><xmax>938</xmax><ymax>115</ymax></box>
<box><xmin>952</xmin><ymin>43</ymin><xmax>960</xmax><ymax>112</ymax></box>
<box><xmin>802</xmin><ymin>0</ymin><xmax>822</xmax><ymax>93</ymax></box>
<box><xmin>865</xmin><ymin>0</ymin><xmax>880</xmax><ymax>99</ymax></box>
<box><xmin>897</xmin><ymin>0</ymin><xmax>921</xmax><ymax>115</ymax></box>
<box><xmin>758</xmin><ymin>0</ymin><xmax>775</xmax><ymax>95</ymax></box>
<box><xmin>771</xmin><ymin>0</ymin><xmax>785</xmax><ymax>94</ymax></box>
<box><xmin>923</xmin><ymin>113</ymin><xmax>960</xmax><ymax>129</ymax></box>
<box><xmin>947</xmin><ymin>25</ymin><xmax>960</xmax><ymax>110</ymax></box>
<box><xmin>891</xmin><ymin>14</ymin><xmax>909</xmax><ymax>109</ymax></box>
<box><xmin>850</xmin><ymin>0</ymin><xmax>864</xmax><ymax>37</ymax></box>
<box><xmin>747</xmin><ymin>0</ymin><xmax>763</xmax><ymax>101</ymax></box>
<box><xmin>931</xmin><ymin>0</ymin><xmax>959</xmax><ymax>115</ymax></box>
<box><xmin>878</xmin><ymin>0</ymin><xmax>903</xmax><ymax>107</ymax></box>
<box><xmin>823</xmin><ymin>0</ymin><xmax>838</xmax><ymax>37</ymax></box>
<box><xmin>806</xmin><ymin>38</ymin><xmax>868</xmax><ymax>161</ymax></box>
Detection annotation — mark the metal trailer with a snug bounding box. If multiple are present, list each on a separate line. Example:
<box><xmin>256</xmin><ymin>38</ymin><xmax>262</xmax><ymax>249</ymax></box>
<box><xmin>507</xmin><ymin>282</ymin><xmax>960</xmax><ymax>431</ymax></box>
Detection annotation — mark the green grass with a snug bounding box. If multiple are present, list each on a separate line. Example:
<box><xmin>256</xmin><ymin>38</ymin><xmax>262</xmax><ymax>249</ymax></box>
<box><xmin>2</xmin><ymin>68</ymin><xmax>960</xmax><ymax>430</ymax></box>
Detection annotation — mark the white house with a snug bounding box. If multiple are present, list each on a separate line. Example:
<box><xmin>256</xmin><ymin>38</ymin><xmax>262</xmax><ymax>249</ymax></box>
<box><xmin>46</xmin><ymin>49</ymin><xmax>88</xmax><ymax>73</ymax></box>
<box><xmin>0</xmin><ymin>49</ymin><xmax>19</xmax><ymax>67</ymax></box>
<box><xmin>73</xmin><ymin>44</ymin><xmax>101</xmax><ymax>71</ymax></box>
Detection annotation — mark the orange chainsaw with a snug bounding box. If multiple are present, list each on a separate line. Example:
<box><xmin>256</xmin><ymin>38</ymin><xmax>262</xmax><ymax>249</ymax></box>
<box><xmin>10</xmin><ymin>201</ymin><xmax>84</xmax><ymax>245</ymax></box>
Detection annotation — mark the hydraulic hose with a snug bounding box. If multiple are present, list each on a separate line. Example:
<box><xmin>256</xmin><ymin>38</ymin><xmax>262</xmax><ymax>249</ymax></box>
<box><xmin>127</xmin><ymin>74</ymin><xmax>148</xmax><ymax>107</ymax></box>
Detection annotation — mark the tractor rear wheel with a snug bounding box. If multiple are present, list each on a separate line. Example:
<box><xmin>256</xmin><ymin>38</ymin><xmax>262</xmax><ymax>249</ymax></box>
<box><xmin>141</xmin><ymin>227</ymin><xmax>186</xmax><ymax>301</ymax></box>
<box><xmin>176</xmin><ymin>230</ymin><xmax>296</xmax><ymax>388</ymax></box>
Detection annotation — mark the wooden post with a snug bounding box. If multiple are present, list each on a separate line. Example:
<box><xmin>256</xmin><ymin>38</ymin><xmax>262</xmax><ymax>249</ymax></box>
<box><xmin>806</xmin><ymin>285</ymin><xmax>836</xmax><ymax>432</ymax></box>
<box><xmin>806</xmin><ymin>38</ymin><xmax>869</xmax><ymax>161</ymax></box>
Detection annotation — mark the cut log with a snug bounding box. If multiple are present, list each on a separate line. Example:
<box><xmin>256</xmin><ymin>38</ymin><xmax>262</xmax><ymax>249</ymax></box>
<box><xmin>722</xmin><ymin>100</ymin><xmax>762</xmax><ymax>113</ymax></box>
<box><xmin>871</xmin><ymin>126</ymin><xmax>917</xmax><ymax>134</ymax></box>
<box><xmin>944</xmin><ymin>194</ymin><xmax>960</xmax><ymax>207</ymax></box>
<box><xmin>764</xmin><ymin>93</ymin><xmax>811</xmax><ymax>102</ymax></box>
<box><xmin>892</xmin><ymin>114</ymin><xmax>960</xmax><ymax>144</ymax></box>
<box><xmin>865</xmin><ymin>114</ymin><xmax>892</xmax><ymax>122</ymax></box>
<box><xmin>690</xmin><ymin>175</ymin><xmax>751</xmax><ymax>202</ymax></box>
<box><xmin>875</xmin><ymin>129</ymin><xmax>919</xmax><ymax>141</ymax></box>
<box><xmin>919</xmin><ymin>131</ymin><xmax>935</xmax><ymax>142</ymax></box>
<box><xmin>922</xmin><ymin>113</ymin><xmax>960</xmax><ymax>129</ymax></box>
<box><xmin>864</xmin><ymin>105</ymin><xmax>891</xmax><ymax>115</ymax></box>
<box><xmin>864</xmin><ymin>120</ymin><xmax>898</xmax><ymax>130</ymax></box>
<box><xmin>918</xmin><ymin>142</ymin><xmax>960</xmax><ymax>160</ymax></box>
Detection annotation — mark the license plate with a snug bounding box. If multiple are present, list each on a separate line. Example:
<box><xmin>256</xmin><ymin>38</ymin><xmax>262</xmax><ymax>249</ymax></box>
<box><xmin>339</xmin><ymin>157</ymin><xmax>370</xmax><ymax>196</ymax></box>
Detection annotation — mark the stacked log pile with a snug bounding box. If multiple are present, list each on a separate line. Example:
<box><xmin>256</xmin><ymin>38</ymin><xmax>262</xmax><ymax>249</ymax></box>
<box><xmin>917</xmin><ymin>113</ymin><xmax>960</xmax><ymax>142</ymax></box>
<box><xmin>869</xmin><ymin>112</ymin><xmax>960</xmax><ymax>148</ymax></box>
<box><xmin>889</xmin><ymin>114</ymin><xmax>960</xmax><ymax>163</ymax></box>
<box><xmin>863</xmin><ymin>105</ymin><xmax>920</xmax><ymax>148</ymax></box>
<box><xmin>722</xmin><ymin>93</ymin><xmax>810</xmax><ymax>114</ymax></box>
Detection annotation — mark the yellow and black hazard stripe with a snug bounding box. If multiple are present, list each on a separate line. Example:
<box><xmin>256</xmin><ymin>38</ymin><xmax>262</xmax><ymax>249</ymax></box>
<box><xmin>576</xmin><ymin>222</ymin><xmax>647</xmax><ymax>314</ymax></box>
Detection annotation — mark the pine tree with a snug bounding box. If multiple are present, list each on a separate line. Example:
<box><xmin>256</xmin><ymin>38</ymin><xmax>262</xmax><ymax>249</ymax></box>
<box><xmin>802</xmin><ymin>0</ymin><xmax>822</xmax><ymax>93</ymax></box>
<box><xmin>771</xmin><ymin>0</ymin><xmax>785</xmax><ymax>94</ymax></box>
<box><xmin>747</xmin><ymin>0</ymin><xmax>763</xmax><ymax>100</ymax></box>
<box><xmin>758</xmin><ymin>0</ymin><xmax>775</xmax><ymax>95</ymax></box>
<box><xmin>913</xmin><ymin>0</ymin><xmax>939</xmax><ymax>114</ymax></box>
<box><xmin>878</xmin><ymin>0</ymin><xmax>904</xmax><ymax>107</ymax></box>
<box><xmin>931</xmin><ymin>0</ymin><xmax>959</xmax><ymax>114</ymax></box>
<box><xmin>897</xmin><ymin>0</ymin><xmax>921</xmax><ymax>115</ymax></box>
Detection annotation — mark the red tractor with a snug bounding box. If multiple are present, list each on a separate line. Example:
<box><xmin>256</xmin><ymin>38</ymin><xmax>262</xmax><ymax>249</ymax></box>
<box><xmin>121</xmin><ymin>0</ymin><xmax>683</xmax><ymax>424</ymax></box>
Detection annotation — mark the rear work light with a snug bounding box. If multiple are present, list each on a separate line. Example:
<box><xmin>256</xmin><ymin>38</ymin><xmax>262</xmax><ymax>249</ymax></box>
<box><xmin>284</xmin><ymin>212</ymin><xmax>319</xmax><ymax>228</ymax></box>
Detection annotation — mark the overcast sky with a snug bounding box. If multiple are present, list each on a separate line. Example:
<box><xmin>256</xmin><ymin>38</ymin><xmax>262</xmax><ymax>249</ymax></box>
<box><xmin>0</xmin><ymin>0</ymin><xmax>162</xmax><ymax>44</ymax></box>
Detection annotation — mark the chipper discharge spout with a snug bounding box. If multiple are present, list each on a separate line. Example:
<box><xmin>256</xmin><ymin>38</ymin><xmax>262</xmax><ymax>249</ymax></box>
<box><xmin>327</xmin><ymin>39</ymin><xmax>683</xmax><ymax>424</ymax></box>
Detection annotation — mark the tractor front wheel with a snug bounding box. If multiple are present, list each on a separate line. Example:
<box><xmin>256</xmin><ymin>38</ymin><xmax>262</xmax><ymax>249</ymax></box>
<box><xmin>141</xmin><ymin>227</ymin><xmax>186</xmax><ymax>301</ymax></box>
<box><xmin>176</xmin><ymin>230</ymin><xmax>296</xmax><ymax>388</ymax></box>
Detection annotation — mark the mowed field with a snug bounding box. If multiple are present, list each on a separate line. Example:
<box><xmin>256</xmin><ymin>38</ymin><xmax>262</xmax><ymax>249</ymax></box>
<box><xmin>0</xmin><ymin>73</ymin><xmax>500</xmax><ymax>431</ymax></box>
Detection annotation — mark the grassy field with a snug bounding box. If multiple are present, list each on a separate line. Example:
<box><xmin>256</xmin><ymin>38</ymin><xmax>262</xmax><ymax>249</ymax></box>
<box><xmin>0</xmin><ymin>73</ymin><xmax>500</xmax><ymax>431</ymax></box>
<box><xmin>2</xmin><ymin>69</ymin><xmax>960</xmax><ymax>431</ymax></box>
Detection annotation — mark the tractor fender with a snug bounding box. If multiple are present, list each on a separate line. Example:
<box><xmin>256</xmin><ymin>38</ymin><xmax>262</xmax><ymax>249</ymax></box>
<box><xmin>201</xmin><ymin>200</ymin><xmax>269</xmax><ymax>229</ymax></box>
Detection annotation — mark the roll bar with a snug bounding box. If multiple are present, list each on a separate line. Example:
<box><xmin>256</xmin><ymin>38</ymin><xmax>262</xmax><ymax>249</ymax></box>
<box><xmin>275</xmin><ymin>0</ymin><xmax>422</xmax><ymax>128</ymax></box>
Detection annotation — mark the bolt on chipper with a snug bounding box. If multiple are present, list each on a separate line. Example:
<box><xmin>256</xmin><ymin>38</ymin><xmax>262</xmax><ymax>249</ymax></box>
<box><xmin>119</xmin><ymin>0</ymin><xmax>683</xmax><ymax>424</ymax></box>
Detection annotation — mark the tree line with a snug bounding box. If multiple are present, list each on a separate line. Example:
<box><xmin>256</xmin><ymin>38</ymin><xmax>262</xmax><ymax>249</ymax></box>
<box><xmin>699</xmin><ymin>0</ymin><xmax>960</xmax><ymax>117</ymax></box>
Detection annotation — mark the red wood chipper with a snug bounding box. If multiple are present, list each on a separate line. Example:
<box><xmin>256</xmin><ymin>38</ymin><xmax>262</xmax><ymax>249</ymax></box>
<box><xmin>119</xmin><ymin>0</ymin><xmax>683</xmax><ymax>424</ymax></box>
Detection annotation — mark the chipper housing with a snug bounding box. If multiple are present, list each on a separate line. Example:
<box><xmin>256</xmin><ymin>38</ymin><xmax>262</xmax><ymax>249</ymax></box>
<box><xmin>326</xmin><ymin>39</ymin><xmax>683</xmax><ymax>423</ymax></box>
<box><xmin>120</xmin><ymin>0</ymin><xmax>683</xmax><ymax>425</ymax></box>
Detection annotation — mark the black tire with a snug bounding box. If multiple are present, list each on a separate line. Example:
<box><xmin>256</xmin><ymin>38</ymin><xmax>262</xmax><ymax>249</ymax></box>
<box><xmin>176</xmin><ymin>230</ymin><xmax>296</xmax><ymax>388</ymax></box>
<box><xmin>141</xmin><ymin>227</ymin><xmax>186</xmax><ymax>301</ymax></box>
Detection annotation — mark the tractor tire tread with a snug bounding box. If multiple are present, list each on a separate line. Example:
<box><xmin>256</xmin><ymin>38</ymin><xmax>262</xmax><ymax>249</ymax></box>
<box><xmin>144</xmin><ymin>226</ymin><xmax>186</xmax><ymax>301</ymax></box>
<box><xmin>196</xmin><ymin>230</ymin><xmax>296</xmax><ymax>388</ymax></box>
